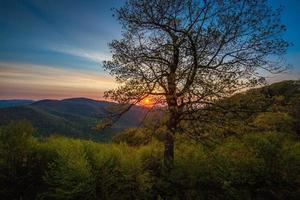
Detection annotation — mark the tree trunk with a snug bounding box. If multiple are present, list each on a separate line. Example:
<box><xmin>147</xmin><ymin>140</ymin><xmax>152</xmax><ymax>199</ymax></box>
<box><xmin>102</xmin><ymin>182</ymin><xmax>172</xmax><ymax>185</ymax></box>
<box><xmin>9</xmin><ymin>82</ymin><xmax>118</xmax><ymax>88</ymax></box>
<box><xmin>163</xmin><ymin>129</ymin><xmax>174</xmax><ymax>170</ymax></box>
<box><xmin>163</xmin><ymin>102</ymin><xmax>177</xmax><ymax>171</ymax></box>
<box><xmin>164</xmin><ymin>59</ymin><xmax>178</xmax><ymax>171</ymax></box>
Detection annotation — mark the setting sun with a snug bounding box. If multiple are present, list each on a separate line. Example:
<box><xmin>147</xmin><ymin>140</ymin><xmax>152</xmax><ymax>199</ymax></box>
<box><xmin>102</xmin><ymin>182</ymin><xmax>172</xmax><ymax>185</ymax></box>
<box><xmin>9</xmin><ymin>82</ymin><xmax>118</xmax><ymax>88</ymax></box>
<box><xmin>144</xmin><ymin>98</ymin><xmax>150</xmax><ymax>104</ymax></box>
<box><xmin>142</xmin><ymin>97</ymin><xmax>152</xmax><ymax>106</ymax></box>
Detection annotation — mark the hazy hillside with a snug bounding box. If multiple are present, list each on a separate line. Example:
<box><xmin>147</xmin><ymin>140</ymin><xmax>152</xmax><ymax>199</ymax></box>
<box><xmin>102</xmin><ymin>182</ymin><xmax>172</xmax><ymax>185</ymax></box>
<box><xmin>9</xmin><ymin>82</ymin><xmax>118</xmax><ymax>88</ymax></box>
<box><xmin>0</xmin><ymin>100</ymin><xmax>34</xmax><ymax>108</ymax></box>
<box><xmin>0</xmin><ymin>98</ymin><xmax>149</xmax><ymax>141</ymax></box>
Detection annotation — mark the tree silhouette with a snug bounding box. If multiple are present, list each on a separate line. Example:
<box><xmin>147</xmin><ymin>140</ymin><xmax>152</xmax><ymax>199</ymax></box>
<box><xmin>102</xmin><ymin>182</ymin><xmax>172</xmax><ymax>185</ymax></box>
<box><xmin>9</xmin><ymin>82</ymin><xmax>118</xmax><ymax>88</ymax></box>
<box><xmin>103</xmin><ymin>0</ymin><xmax>289</xmax><ymax>169</ymax></box>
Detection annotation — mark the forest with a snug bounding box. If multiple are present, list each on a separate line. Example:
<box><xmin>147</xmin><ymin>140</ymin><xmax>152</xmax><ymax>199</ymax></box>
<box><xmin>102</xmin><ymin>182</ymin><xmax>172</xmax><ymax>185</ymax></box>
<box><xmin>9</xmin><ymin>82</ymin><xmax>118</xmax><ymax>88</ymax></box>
<box><xmin>0</xmin><ymin>81</ymin><xmax>299</xmax><ymax>200</ymax></box>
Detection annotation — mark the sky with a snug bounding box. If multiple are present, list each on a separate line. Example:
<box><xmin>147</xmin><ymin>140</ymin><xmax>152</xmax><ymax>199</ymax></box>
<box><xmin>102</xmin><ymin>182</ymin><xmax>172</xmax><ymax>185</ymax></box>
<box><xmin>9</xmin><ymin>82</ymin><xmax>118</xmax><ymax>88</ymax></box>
<box><xmin>0</xmin><ymin>0</ymin><xmax>299</xmax><ymax>100</ymax></box>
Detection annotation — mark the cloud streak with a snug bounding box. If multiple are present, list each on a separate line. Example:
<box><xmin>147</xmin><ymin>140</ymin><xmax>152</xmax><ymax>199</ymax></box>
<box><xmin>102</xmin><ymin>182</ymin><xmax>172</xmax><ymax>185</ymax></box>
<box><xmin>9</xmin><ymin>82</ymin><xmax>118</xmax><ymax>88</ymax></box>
<box><xmin>0</xmin><ymin>62</ymin><xmax>116</xmax><ymax>100</ymax></box>
<box><xmin>49</xmin><ymin>45</ymin><xmax>112</xmax><ymax>63</ymax></box>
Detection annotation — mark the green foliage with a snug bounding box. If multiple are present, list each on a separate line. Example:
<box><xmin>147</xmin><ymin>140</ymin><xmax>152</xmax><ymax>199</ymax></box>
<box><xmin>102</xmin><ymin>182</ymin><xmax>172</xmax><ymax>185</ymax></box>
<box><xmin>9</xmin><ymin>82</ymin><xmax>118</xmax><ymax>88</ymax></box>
<box><xmin>113</xmin><ymin>128</ymin><xmax>152</xmax><ymax>146</ymax></box>
<box><xmin>0</xmin><ymin>119</ymin><xmax>299</xmax><ymax>199</ymax></box>
<box><xmin>41</xmin><ymin>137</ymin><xmax>95</xmax><ymax>200</ymax></box>
<box><xmin>184</xmin><ymin>80</ymin><xmax>300</xmax><ymax>140</ymax></box>
<box><xmin>0</xmin><ymin>121</ymin><xmax>41</xmax><ymax>200</ymax></box>
<box><xmin>253</xmin><ymin>112</ymin><xmax>294</xmax><ymax>133</ymax></box>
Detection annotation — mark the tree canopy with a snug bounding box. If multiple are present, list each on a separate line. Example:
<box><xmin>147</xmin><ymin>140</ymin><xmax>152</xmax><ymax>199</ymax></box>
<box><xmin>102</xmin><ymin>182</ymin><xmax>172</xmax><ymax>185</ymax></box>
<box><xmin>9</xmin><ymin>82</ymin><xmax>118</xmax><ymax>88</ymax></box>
<box><xmin>103</xmin><ymin>0</ymin><xmax>289</xmax><ymax>166</ymax></box>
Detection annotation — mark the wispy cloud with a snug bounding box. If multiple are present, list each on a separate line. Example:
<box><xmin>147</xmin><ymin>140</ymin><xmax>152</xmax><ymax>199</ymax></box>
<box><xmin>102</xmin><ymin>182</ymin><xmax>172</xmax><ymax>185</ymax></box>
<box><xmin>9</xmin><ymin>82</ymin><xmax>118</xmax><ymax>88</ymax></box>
<box><xmin>49</xmin><ymin>45</ymin><xmax>112</xmax><ymax>63</ymax></box>
<box><xmin>0</xmin><ymin>62</ymin><xmax>116</xmax><ymax>100</ymax></box>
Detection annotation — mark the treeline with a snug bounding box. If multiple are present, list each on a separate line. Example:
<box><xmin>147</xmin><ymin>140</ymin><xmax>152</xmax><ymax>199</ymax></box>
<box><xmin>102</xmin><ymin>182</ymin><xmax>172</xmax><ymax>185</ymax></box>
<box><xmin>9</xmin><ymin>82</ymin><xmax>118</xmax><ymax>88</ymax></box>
<box><xmin>0</xmin><ymin>120</ymin><xmax>299</xmax><ymax>200</ymax></box>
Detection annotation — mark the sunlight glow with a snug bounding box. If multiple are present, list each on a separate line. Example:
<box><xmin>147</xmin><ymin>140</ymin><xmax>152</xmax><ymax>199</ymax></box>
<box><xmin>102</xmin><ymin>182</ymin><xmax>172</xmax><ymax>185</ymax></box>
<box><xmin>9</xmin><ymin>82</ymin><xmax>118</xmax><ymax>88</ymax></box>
<box><xmin>141</xmin><ymin>97</ymin><xmax>152</xmax><ymax>107</ymax></box>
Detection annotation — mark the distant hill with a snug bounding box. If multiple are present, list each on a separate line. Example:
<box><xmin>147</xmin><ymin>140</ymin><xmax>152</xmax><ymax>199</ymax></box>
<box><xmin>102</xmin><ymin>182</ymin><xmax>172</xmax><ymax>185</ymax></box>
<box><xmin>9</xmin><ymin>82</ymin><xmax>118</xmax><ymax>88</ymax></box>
<box><xmin>209</xmin><ymin>80</ymin><xmax>300</xmax><ymax>135</ymax></box>
<box><xmin>221</xmin><ymin>80</ymin><xmax>300</xmax><ymax>119</ymax></box>
<box><xmin>0</xmin><ymin>100</ymin><xmax>34</xmax><ymax>108</ymax></box>
<box><xmin>0</xmin><ymin>98</ymin><xmax>149</xmax><ymax>141</ymax></box>
<box><xmin>176</xmin><ymin>80</ymin><xmax>300</xmax><ymax>145</ymax></box>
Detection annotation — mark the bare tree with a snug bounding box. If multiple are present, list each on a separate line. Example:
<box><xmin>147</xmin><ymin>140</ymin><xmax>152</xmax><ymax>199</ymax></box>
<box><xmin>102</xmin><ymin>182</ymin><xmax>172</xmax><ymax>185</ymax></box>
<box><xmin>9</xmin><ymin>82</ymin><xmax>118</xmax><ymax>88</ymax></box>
<box><xmin>103</xmin><ymin>0</ymin><xmax>289</xmax><ymax>169</ymax></box>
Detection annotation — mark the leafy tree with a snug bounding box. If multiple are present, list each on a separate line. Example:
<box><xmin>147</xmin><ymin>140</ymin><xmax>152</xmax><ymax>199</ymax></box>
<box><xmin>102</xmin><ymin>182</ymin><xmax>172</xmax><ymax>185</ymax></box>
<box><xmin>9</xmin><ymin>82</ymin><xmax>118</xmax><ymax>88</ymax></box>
<box><xmin>103</xmin><ymin>0</ymin><xmax>289</xmax><ymax>168</ymax></box>
<box><xmin>0</xmin><ymin>121</ymin><xmax>38</xmax><ymax>199</ymax></box>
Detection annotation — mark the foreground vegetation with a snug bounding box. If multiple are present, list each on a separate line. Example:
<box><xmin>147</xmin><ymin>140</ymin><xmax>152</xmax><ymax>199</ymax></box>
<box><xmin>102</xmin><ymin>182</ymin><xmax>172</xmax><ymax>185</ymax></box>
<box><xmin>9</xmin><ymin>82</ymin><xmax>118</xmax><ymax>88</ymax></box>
<box><xmin>0</xmin><ymin>120</ymin><xmax>299</xmax><ymax>200</ymax></box>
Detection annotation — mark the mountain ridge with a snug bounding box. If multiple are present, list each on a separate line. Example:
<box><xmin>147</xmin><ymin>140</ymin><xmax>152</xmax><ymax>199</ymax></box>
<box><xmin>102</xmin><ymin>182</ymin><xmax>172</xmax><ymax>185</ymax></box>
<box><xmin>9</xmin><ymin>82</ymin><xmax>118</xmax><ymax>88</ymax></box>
<box><xmin>0</xmin><ymin>98</ymin><xmax>149</xmax><ymax>141</ymax></box>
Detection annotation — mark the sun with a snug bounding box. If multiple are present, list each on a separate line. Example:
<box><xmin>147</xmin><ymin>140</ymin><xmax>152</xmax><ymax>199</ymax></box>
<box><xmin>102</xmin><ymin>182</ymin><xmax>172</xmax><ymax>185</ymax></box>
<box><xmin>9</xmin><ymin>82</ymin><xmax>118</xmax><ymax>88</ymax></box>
<box><xmin>144</xmin><ymin>98</ymin><xmax>150</xmax><ymax>104</ymax></box>
<box><xmin>142</xmin><ymin>97</ymin><xmax>152</xmax><ymax>107</ymax></box>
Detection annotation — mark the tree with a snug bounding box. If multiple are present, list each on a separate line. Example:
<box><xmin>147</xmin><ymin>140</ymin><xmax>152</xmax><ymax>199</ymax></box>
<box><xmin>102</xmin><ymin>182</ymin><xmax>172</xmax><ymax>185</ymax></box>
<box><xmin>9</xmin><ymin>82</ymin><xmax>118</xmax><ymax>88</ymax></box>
<box><xmin>103</xmin><ymin>0</ymin><xmax>289</xmax><ymax>169</ymax></box>
<box><xmin>0</xmin><ymin>121</ymin><xmax>36</xmax><ymax>199</ymax></box>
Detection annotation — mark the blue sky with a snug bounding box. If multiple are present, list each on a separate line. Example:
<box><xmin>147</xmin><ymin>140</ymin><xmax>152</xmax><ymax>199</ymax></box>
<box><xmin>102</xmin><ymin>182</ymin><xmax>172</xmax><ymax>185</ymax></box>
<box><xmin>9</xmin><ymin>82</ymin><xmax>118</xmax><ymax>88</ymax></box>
<box><xmin>0</xmin><ymin>0</ymin><xmax>299</xmax><ymax>99</ymax></box>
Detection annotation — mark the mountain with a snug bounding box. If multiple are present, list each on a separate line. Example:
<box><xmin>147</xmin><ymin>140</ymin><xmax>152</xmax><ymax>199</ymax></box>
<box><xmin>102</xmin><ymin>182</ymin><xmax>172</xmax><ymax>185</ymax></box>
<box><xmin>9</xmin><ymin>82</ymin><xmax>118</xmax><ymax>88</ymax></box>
<box><xmin>0</xmin><ymin>100</ymin><xmax>34</xmax><ymax>108</ymax></box>
<box><xmin>208</xmin><ymin>80</ymin><xmax>300</xmax><ymax>135</ymax></box>
<box><xmin>0</xmin><ymin>98</ymin><xmax>149</xmax><ymax>141</ymax></box>
<box><xmin>221</xmin><ymin>80</ymin><xmax>300</xmax><ymax>119</ymax></box>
